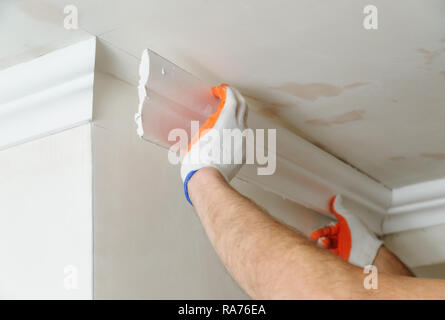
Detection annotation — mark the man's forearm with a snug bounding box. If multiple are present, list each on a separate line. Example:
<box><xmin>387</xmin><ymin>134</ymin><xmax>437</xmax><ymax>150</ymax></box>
<box><xmin>188</xmin><ymin>167</ymin><xmax>361</xmax><ymax>299</ymax></box>
<box><xmin>188</xmin><ymin>167</ymin><xmax>445</xmax><ymax>299</ymax></box>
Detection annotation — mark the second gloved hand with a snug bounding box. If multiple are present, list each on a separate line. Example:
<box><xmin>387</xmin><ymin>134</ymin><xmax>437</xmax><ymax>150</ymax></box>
<box><xmin>310</xmin><ymin>195</ymin><xmax>383</xmax><ymax>267</ymax></box>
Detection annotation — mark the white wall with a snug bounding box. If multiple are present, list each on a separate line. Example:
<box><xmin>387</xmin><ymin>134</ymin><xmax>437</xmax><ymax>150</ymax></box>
<box><xmin>384</xmin><ymin>223</ymin><xmax>445</xmax><ymax>272</ymax></box>
<box><xmin>413</xmin><ymin>263</ymin><xmax>445</xmax><ymax>280</ymax></box>
<box><xmin>92</xmin><ymin>71</ymin><xmax>332</xmax><ymax>299</ymax></box>
<box><xmin>0</xmin><ymin>124</ymin><xmax>93</xmax><ymax>299</ymax></box>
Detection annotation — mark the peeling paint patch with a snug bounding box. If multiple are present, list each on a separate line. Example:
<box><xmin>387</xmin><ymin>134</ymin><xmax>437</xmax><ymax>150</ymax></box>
<box><xmin>243</xmin><ymin>94</ymin><xmax>291</xmax><ymax>110</ymax></box>
<box><xmin>270</xmin><ymin>82</ymin><xmax>368</xmax><ymax>101</ymax></box>
<box><xmin>390</xmin><ymin>156</ymin><xmax>406</xmax><ymax>161</ymax></box>
<box><xmin>440</xmin><ymin>71</ymin><xmax>445</xmax><ymax>76</ymax></box>
<box><xmin>242</xmin><ymin>94</ymin><xmax>310</xmax><ymax>139</ymax></box>
<box><xmin>343</xmin><ymin>82</ymin><xmax>367</xmax><ymax>89</ymax></box>
<box><xmin>418</xmin><ymin>48</ymin><xmax>444</xmax><ymax>69</ymax></box>
<box><xmin>392</xmin><ymin>99</ymin><xmax>398</xmax><ymax>103</ymax></box>
<box><xmin>257</xmin><ymin>107</ymin><xmax>310</xmax><ymax>139</ymax></box>
<box><xmin>422</xmin><ymin>153</ymin><xmax>445</xmax><ymax>160</ymax></box>
<box><xmin>17</xmin><ymin>0</ymin><xmax>63</xmax><ymax>25</ymax></box>
<box><xmin>305</xmin><ymin>110</ymin><xmax>366</xmax><ymax>127</ymax></box>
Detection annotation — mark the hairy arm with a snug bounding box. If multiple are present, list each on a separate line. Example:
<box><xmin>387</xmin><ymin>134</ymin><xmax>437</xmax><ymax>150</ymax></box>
<box><xmin>188</xmin><ymin>167</ymin><xmax>445</xmax><ymax>299</ymax></box>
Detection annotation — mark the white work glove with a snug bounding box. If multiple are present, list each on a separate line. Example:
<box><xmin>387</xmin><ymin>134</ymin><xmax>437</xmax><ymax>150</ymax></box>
<box><xmin>181</xmin><ymin>84</ymin><xmax>248</xmax><ymax>205</ymax></box>
<box><xmin>310</xmin><ymin>195</ymin><xmax>383</xmax><ymax>267</ymax></box>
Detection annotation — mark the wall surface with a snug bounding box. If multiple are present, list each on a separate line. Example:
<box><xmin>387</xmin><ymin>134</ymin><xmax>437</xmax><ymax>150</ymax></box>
<box><xmin>383</xmin><ymin>223</ymin><xmax>445</xmax><ymax>272</ymax></box>
<box><xmin>0</xmin><ymin>124</ymin><xmax>92</xmax><ymax>299</ymax></box>
<box><xmin>92</xmin><ymin>71</ymin><xmax>332</xmax><ymax>299</ymax></box>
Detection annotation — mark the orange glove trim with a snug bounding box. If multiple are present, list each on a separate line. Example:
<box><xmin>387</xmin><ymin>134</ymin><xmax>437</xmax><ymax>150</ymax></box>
<box><xmin>310</xmin><ymin>195</ymin><xmax>352</xmax><ymax>262</ymax></box>
<box><xmin>187</xmin><ymin>84</ymin><xmax>228</xmax><ymax>152</ymax></box>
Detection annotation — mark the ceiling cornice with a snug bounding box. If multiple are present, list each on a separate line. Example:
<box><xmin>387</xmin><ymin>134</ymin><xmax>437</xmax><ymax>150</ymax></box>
<box><xmin>0</xmin><ymin>38</ymin><xmax>96</xmax><ymax>150</ymax></box>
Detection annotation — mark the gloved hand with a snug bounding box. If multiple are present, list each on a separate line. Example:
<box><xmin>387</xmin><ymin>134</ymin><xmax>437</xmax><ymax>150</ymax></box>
<box><xmin>310</xmin><ymin>195</ymin><xmax>383</xmax><ymax>267</ymax></box>
<box><xmin>181</xmin><ymin>84</ymin><xmax>248</xmax><ymax>205</ymax></box>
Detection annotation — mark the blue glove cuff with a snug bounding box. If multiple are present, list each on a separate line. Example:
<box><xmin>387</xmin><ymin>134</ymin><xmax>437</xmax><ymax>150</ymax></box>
<box><xmin>184</xmin><ymin>170</ymin><xmax>199</xmax><ymax>206</ymax></box>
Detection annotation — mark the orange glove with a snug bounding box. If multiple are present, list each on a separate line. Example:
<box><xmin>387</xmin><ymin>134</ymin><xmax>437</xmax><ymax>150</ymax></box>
<box><xmin>310</xmin><ymin>195</ymin><xmax>382</xmax><ymax>267</ymax></box>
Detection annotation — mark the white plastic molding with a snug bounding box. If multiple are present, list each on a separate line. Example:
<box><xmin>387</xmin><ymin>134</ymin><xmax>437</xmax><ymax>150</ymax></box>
<box><xmin>136</xmin><ymin>48</ymin><xmax>445</xmax><ymax>235</ymax></box>
<box><xmin>135</xmin><ymin>49</ymin><xmax>219</xmax><ymax>145</ymax></box>
<box><xmin>0</xmin><ymin>38</ymin><xmax>96</xmax><ymax>149</ymax></box>
<box><xmin>136</xmin><ymin>49</ymin><xmax>393</xmax><ymax>234</ymax></box>
<box><xmin>383</xmin><ymin>178</ymin><xmax>445</xmax><ymax>234</ymax></box>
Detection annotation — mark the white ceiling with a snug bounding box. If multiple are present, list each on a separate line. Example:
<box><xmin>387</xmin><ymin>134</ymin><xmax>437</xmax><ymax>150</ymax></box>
<box><xmin>2</xmin><ymin>0</ymin><xmax>445</xmax><ymax>188</ymax></box>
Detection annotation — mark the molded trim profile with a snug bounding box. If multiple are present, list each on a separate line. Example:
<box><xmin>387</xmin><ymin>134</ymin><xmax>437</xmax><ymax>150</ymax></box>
<box><xmin>136</xmin><ymin>49</ymin><xmax>392</xmax><ymax>235</ymax></box>
<box><xmin>136</xmin><ymin>48</ymin><xmax>445</xmax><ymax>235</ymax></box>
<box><xmin>0</xmin><ymin>38</ymin><xmax>96</xmax><ymax>150</ymax></box>
<box><xmin>383</xmin><ymin>178</ymin><xmax>445</xmax><ymax>234</ymax></box>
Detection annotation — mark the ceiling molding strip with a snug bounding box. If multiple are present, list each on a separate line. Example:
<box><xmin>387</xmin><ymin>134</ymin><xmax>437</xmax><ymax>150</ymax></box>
<box><xmin>136</xmin><ymin>49</ymin><xmax>392</xmax><ymax>234</ymax></box>
<box><xmin>390</xmin><ymin>178</ymin><xmax>445</xmax><ymax>210</ymax></box>
<box><xmin>383</xmin><ymin>178</ymin><xmax>445</xmax><ymax>234</ymax></box>
<box><xmin>384</xmin><ymin>202</ymin><xmax>445</xmax><ymax>234</ymax></box>
<box><xmin>0</xmin><ymin>38</ymin><xmax>96</xmax><ymax>150</ymax></box>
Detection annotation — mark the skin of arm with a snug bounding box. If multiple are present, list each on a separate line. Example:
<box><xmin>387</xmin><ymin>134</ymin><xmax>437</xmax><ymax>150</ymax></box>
<box><xmin>188</xmin><ymin>166</ymin><xmax>445</xmax><ymax>300</ymax></box>
<box><xmin>374</xmin><ymin>245</ymin><xmax>414</xmax><ymax>277</ymax></box>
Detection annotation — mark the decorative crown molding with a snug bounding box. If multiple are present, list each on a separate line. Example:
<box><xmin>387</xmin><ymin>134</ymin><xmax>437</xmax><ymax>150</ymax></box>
<box><xmin>136</xmin><ymin>49</ymin><xmax>392</xmax><ymax>235</ymax></box>
<box><xmin>0</xmin><ymin>38</ymin><xmax>96</xmax><ymax>150</ymax></box>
